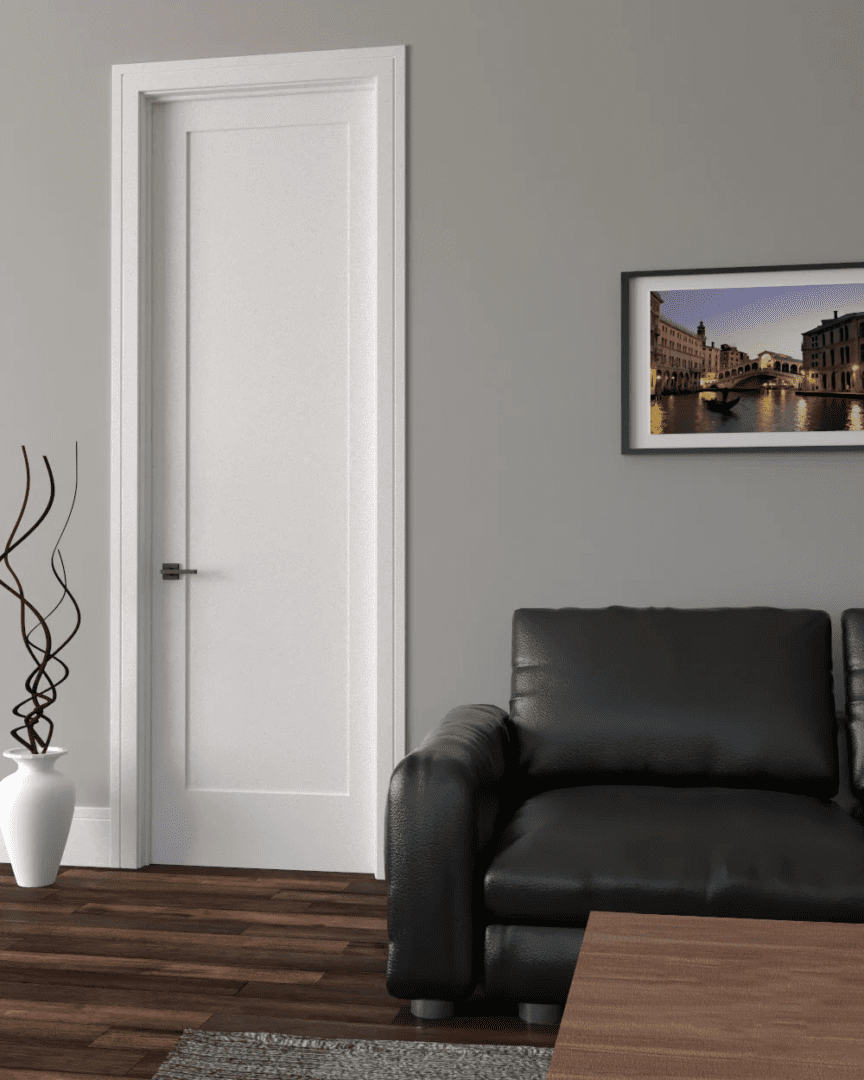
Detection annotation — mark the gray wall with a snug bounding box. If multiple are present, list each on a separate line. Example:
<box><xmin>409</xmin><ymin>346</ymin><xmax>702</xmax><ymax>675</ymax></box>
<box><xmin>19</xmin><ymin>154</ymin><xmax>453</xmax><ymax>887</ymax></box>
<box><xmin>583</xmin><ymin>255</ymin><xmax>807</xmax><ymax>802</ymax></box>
<box><xmin>1</xmin><ymin>0</ymin><xmax>863</xmax><ymax>805</ymax></box>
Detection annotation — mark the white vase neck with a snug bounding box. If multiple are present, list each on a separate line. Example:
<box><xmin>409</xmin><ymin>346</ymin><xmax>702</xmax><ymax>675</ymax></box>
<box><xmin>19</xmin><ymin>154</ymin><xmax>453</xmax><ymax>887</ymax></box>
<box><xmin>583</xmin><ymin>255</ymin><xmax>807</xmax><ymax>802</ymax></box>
<box><xmin>3</xmin><ymin>748</ymin><xmax>68</xmax><ymax>768</ymax></box>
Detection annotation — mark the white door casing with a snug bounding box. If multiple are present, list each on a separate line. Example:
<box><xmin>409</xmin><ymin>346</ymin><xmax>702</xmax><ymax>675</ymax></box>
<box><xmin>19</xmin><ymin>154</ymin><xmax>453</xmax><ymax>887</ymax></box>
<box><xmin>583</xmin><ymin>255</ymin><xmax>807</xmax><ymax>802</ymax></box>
<box><xmin>111</xmin><ymin>48</ymin><xmax>405</xmax><ymax>878</ymax></box>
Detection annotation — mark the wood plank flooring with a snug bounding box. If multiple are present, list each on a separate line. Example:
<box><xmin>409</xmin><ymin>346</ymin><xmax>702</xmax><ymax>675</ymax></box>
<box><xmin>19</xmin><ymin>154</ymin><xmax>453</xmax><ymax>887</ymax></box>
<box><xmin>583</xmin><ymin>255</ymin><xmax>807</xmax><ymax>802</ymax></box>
<box><xmin>0</xmin><ymin>863</ymin><xmax>557</xmax><ymax>1078</ymax></box>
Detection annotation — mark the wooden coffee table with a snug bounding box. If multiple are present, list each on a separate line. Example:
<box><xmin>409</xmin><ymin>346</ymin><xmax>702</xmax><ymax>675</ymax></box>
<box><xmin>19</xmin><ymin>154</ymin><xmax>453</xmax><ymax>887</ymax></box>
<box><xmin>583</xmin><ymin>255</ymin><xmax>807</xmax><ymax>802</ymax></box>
<box><xmin>547</xmin><ymin>909</ymin><xmax>864</xmax><ymax>1078</ymax></box>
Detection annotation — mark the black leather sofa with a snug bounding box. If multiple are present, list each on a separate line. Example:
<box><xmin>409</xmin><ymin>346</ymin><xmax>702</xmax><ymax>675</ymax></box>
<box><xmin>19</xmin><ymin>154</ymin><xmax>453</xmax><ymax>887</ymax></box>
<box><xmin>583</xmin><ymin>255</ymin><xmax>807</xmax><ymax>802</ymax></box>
<box><xmin>386</xmin><ymin>606</ymin><xmax>864</xmax><ymax>1023</ymax></box>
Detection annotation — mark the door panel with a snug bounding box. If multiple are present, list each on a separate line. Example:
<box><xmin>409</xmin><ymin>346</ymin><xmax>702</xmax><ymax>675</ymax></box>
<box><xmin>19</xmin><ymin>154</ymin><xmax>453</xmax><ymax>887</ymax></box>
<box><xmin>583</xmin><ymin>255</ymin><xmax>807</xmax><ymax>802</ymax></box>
<box><xmin>149</xmin><ymin>85</ymin><xmax>377</xmax><ymax>871</ymax></box>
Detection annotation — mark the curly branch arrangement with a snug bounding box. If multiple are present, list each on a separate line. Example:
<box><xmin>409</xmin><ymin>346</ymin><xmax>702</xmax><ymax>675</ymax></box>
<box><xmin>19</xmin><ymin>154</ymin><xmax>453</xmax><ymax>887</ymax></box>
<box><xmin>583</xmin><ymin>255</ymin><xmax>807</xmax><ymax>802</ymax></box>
<box><xmin>0</xmin><ymin>445</ymin><xmax>80</xmax><ymax>753</ymax></box>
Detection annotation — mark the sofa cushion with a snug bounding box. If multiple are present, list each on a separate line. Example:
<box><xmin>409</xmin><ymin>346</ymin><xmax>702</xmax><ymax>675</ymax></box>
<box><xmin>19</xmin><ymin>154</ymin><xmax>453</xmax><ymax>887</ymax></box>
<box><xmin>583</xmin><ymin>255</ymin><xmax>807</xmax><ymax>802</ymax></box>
<box><xmin>484</xmin><ymin>924</ymin><xmax>584</xmax><ymax>1003</ymax></box>
<box><xmin>511</xmin><ymin>607</ymin><xmax>837</xmax><ymax>798</ymax></box>
<box><xmin>484</xmin><ymin>785</ymin><xmax>864</xmax><ymax>925</ymax></box>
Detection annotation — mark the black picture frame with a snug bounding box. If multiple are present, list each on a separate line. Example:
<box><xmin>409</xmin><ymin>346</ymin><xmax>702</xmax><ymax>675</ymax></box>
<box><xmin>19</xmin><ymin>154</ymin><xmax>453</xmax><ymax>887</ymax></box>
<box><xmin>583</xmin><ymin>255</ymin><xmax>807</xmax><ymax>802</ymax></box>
<box><xmin>622</xmin><ymin>262</ymin><xmax>864</xmax><ymax>454</ymax></box>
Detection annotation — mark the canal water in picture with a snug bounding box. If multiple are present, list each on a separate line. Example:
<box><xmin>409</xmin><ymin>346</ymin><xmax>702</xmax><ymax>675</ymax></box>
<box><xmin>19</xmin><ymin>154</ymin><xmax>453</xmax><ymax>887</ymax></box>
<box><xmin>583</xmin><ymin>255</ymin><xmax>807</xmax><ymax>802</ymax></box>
<box><xmin>653</xmin><ymin>388</ymin><xmax>864</xmax><ymax>435</ymax></box>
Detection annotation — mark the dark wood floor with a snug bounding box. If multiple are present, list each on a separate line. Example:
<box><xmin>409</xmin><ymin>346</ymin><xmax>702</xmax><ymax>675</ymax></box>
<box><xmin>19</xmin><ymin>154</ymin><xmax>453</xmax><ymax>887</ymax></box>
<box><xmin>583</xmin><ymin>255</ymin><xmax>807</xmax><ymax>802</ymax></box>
<box><xmin>0</xmin><ymin>862</ymin><xmax>557</xmax><ymax>1078</ymax></box>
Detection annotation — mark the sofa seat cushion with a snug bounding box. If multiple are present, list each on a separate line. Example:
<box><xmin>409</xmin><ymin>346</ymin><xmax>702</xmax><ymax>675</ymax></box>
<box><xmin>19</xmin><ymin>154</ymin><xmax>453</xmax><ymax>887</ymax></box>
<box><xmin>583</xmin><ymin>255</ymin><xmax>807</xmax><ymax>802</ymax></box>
<box><xmin>484</xmin><ymin>785</ymin><xmax>864</xmax><ymax>925</ymax></box>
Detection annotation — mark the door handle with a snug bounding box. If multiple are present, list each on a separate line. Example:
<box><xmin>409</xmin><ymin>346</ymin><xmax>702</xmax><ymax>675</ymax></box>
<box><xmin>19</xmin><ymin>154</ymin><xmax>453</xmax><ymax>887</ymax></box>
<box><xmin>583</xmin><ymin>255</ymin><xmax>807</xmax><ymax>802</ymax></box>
<box><xmin>161</xmin><ymin>563</ymin><xmax>198</xmax><ymax>581</ymax></box>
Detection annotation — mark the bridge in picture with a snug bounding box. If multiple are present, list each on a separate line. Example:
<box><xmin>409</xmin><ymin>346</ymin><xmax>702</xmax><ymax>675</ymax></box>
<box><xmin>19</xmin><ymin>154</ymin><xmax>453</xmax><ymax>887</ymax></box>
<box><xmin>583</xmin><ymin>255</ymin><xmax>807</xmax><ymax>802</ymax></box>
<box><xmin>705</xmin><ymin>367</ymin><xmax>800</xmax><ymax>392</ymax></box>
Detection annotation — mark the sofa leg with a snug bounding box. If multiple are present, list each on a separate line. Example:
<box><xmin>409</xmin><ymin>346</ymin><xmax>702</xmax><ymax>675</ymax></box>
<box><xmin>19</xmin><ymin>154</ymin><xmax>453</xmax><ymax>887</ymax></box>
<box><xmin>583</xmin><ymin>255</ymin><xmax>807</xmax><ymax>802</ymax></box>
<box><xmin>518</xmin><ymin>1002</ymin><xmax>562</xmax><ymax>1025</ymax></box>
<box><xmin>410</xmin><ymin>999</ymin><xmax>455</xmax><ymax>1019</ymax></box>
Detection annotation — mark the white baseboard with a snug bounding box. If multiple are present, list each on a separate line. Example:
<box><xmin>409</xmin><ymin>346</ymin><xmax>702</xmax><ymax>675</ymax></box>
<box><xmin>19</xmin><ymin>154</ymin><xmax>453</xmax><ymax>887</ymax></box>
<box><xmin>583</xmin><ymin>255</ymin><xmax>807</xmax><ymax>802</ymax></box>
<box><xmin>0</xmin><ymin>807</ymin><xmax>111</xmax><ymax>868</ymax></box>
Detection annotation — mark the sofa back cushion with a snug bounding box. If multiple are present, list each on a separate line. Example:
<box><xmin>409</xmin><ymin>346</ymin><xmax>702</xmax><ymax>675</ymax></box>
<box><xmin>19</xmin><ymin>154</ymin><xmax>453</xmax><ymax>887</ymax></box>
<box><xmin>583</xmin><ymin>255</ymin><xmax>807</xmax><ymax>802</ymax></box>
<box><xmin>510</xmin><ymin>607</ymin><xmax>837</xmax><ymax>799</ymax></box>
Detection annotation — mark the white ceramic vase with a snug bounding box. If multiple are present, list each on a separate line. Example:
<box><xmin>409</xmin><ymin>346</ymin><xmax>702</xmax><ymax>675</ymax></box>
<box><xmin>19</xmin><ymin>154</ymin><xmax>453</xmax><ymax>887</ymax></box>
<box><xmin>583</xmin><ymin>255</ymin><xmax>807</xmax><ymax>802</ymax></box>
<box><xmin>0</xmin><ymin>747</ymin><xmax>75</xmax><ymax>887</ymax></box>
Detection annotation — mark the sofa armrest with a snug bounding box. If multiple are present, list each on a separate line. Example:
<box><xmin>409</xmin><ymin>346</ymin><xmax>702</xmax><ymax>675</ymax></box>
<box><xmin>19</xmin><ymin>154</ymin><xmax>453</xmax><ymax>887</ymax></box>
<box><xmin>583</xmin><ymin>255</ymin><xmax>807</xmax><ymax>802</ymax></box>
<box><xmin>841</xmin><ymin>611</ymin><xmax>864</xmax><ymax>813</ymax></box>
<box><xmin>385</xmin><ymin>704</ymin><xmax>514</xmax><ymax>1001</ymax></box>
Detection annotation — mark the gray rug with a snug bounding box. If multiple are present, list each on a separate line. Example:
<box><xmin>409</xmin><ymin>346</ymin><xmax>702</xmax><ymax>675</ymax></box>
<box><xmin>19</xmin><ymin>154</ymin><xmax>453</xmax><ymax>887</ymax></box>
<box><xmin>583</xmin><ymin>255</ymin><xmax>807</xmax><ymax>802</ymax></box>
<box><xmin>152</xmin><ymin>1030</ymin><xmax>554</xmax><ymax>1079</ymax></box>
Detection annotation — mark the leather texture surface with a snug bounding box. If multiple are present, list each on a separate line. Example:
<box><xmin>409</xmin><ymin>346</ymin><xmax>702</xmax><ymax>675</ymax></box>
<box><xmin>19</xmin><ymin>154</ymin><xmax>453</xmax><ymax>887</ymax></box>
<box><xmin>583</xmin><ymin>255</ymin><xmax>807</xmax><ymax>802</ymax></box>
<box><xmin>833</xmin><ymin>712</ymin><xmax>859</xmax><ymax>815</ymax></box>
<box><xmin>385</xmin><ymin>704</ymin><xmax>514</xmax><ymax>1000</ymax></box>
<box><xmin>385</xmin><ymin>607</ymin><xmax>858</xmax><ymax>1006</ymax></box>
<box><xmin>484</xmin><ymin>925</ymin><xmax>584</xmax><ymax>1004</ymax></box>
<box><xmin>511</xmin><ymin>607</ymin><xmax>838</xmax><ymax>799</ymax></box>
<box><xmin>484</xmin><ymin>784</ymin><xmax>864</xmax><ymax>925</ymax></box>
<box><xmin>842</xmin><ymin>610</ymin><xmax>864</xmax><ymax>807</ymax></box>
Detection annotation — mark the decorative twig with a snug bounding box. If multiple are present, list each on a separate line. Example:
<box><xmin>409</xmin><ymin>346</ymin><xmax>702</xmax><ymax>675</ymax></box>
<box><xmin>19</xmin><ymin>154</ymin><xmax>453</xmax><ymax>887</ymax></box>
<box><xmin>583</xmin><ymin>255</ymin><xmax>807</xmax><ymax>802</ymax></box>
<box><xmin>0</xmin><ymin>445</ymin><xmax>80</xmax><ymax>753</ymax></box>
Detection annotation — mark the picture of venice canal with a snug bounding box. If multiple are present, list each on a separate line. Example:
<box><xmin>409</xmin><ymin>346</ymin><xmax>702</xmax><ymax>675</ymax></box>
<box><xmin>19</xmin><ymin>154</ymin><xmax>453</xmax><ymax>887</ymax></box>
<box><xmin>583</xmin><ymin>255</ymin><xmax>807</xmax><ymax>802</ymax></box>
<box><xmin>650</xmin><ymin>282</ymin><xmax>864</xmax><ymax>436</ymax></box>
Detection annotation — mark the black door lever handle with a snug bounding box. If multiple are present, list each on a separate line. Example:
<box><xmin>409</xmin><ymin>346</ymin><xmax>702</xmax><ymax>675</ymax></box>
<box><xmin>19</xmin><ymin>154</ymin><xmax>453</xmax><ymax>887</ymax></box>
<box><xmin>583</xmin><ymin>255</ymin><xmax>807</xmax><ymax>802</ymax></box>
<box><xmin>161</xmin><ymin>563</ymin><xmax>198</xmax><ymax>581</ymax></box>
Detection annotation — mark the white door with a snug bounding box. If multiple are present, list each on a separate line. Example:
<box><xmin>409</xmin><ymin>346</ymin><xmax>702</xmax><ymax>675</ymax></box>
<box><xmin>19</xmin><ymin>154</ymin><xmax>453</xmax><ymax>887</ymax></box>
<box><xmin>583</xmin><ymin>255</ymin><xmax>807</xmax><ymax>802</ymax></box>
<box><xmin>147</xmin><ymin>77</ymin><xmax>379</xmax><ymax>872</ymax></box>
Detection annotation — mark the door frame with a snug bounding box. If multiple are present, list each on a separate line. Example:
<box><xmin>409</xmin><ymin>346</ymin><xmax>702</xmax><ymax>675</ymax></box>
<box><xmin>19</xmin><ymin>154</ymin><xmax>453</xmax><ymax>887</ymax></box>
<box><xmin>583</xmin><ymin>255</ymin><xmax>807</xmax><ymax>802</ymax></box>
<box><xmin>110</xmin><ymin>47</ymin><xmax>405</xmax><ymax>879</ymax></box>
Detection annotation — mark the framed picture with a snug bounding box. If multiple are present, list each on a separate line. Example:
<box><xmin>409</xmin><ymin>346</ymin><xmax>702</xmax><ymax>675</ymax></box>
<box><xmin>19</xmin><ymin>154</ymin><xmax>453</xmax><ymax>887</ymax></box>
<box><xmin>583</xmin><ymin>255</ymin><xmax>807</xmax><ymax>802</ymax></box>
<box><xmin>622</xmin><ymin>262</ymin><xmax>864</xmax><ymax>453</ymax></box>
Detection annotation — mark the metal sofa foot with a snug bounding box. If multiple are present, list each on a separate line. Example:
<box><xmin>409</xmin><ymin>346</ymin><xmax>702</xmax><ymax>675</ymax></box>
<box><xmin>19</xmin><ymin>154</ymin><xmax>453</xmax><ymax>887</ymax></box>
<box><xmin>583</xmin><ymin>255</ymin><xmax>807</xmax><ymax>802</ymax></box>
<box><xmin>410</xmin><ymin>999</ymin><xmax>455</xmax><ymax>1019</ymax></box>
<box><xmin>518</xmin><ymin>1002</ymin><xmax>562</xmax><ymax>1025</ymax></box>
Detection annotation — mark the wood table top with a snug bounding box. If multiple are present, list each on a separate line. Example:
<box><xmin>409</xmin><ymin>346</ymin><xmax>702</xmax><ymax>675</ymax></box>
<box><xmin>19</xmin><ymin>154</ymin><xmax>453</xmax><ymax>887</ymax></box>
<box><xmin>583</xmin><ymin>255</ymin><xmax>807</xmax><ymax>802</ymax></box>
<box><xmin>547</xmin><ymin>909</ymin><xmax>864</xmax><ymax>1079</ymax></box>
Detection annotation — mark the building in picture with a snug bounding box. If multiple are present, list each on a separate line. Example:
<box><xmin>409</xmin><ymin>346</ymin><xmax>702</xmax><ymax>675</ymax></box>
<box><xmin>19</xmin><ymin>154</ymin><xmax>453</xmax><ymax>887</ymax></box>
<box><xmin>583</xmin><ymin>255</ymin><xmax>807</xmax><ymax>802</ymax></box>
<box><xmin>650</xmin><ymin>292</ymin><xmax>751</xmax><ymax>395</ymax></box>
<box><xmin>649</xmin><ymin>291</ymin><xmax>661</xmax><ymax>396</ymax></box>
<box><xmin>714</xmin><ymin>343</ymin><xmax>756</xmax><ymax>381</ymax></box>
<box><xmin>701</xmin><ymin>340</ymin><xmax>723</xmax><ymax>383</ymax></box>
<box><xmin>651</xmin><ymin>292</ymin><xmax>708</xmax><ymax>395</ymax></box>
<box><xmin>800</xmin><ymin>310</ymin><xmax>864</xmax><ymax>394</ymax></box>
